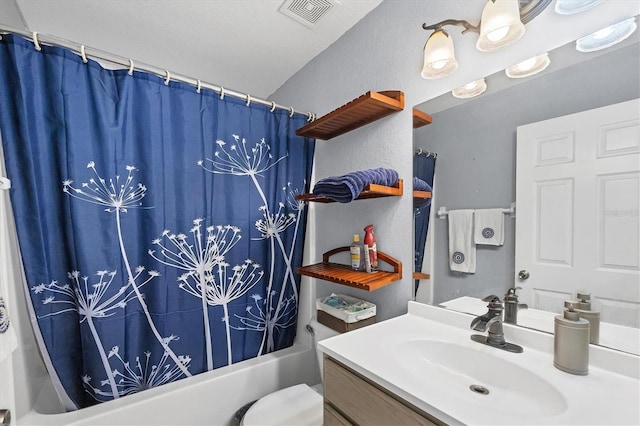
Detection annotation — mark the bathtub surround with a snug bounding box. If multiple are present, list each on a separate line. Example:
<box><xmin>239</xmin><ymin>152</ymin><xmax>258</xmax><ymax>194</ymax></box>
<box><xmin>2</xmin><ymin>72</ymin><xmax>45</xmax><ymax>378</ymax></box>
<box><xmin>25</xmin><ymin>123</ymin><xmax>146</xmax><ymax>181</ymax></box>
<box><xmin>0</xmin><ymin>133</ymin><xmax>17</xmax><ymax>363</ymax></box>
<box><xmin>0</xmin><ymin>34</ymin><xmax>314</xmax><ymax>410</ymax></box>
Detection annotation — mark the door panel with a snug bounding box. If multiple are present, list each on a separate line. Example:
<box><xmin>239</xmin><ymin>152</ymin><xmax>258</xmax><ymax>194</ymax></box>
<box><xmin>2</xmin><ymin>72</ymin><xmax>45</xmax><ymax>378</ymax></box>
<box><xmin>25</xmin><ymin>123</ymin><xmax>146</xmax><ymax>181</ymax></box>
<box><xmin>516</xmin><ymin>99</ymin><xmax>640</xmax><ymax>327</ymax></box>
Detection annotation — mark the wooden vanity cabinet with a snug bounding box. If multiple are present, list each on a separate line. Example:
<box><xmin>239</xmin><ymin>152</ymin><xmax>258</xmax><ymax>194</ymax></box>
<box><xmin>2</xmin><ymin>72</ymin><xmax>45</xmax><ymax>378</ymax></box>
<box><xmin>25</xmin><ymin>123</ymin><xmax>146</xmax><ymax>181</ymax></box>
<box><xmin>323</xmin><ymin>356</ymin><xmax>445</xmax><ymax>425</ymax></box>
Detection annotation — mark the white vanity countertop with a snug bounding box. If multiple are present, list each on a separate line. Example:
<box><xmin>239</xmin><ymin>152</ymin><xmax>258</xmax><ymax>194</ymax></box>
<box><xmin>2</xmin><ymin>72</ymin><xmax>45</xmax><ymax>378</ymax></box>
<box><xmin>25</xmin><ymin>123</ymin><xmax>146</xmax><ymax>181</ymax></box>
<box><xmin>319</xmin><ymin>302</ymin><xmax>640</xmax><ymax>425</ymax></box>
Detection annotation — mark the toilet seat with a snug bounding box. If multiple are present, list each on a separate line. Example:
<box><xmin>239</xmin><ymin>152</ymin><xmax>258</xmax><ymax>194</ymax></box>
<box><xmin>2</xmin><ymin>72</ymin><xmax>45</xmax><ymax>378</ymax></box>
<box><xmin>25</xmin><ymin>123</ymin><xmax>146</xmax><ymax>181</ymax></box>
<box><xmin>241</xmin><ymin>383</ymin><xmax>323</xmax><ymax>426</ymax></box>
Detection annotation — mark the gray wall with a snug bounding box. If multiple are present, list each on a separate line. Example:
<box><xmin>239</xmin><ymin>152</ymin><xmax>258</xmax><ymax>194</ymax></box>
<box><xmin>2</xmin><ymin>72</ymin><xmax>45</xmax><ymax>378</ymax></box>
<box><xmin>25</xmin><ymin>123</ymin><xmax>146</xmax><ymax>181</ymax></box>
<box><xmin>272</xmin><ymin>0</ymin><xmax>640</xmax><ymax>321</ymax></box>
<box><xmin>415</xmin><ymin>42</ymin><xmax>640</xmax><ymax>304</ymax></box>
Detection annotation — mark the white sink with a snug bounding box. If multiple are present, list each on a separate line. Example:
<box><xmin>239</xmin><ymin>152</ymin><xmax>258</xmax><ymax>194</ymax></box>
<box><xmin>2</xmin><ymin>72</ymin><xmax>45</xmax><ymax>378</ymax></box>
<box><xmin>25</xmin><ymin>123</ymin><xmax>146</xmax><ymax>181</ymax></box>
<box><xmin>319</xmin><ymin>302</ymin><xmax>640</xmax><ymax>425</ymax></box>
<box><xmin>393</xmin><ymin>339</ymin><xmax>567</xmax><ymax>417</ymax></box>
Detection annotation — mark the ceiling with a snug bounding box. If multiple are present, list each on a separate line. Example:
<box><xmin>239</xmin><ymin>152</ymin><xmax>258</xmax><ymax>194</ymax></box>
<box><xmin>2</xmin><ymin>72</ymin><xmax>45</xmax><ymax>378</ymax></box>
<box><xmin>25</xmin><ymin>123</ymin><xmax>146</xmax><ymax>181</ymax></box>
<box><xmin>5</xmin><ymin>0</ymin><xmax>384</xmax><ymax>98</ymax></box>
<box><xmin>2</xmin><ymin>0</ymin><xmax>639</xmax><ymax>102</ymax></box>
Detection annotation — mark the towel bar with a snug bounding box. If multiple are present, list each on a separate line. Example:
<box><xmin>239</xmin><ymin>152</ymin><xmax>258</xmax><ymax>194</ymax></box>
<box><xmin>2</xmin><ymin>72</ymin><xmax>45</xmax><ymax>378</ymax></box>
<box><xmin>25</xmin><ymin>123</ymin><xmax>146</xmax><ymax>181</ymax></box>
<box><xmin>437</xmin><ymin>202</ymin><xmax>516</xmax><ymax>219</ymax></box>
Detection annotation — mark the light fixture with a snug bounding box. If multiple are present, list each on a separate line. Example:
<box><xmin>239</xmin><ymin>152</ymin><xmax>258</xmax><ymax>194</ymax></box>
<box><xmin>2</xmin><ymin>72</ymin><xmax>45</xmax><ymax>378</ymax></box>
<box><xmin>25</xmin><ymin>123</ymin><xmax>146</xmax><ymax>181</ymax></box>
<box><xmin>452</xmin><ymin>78</ymin><xmax>488</xmax><ymax>98</ymax></box>
<box><xmin>421</xmin><ymin>29</ymin><xmax>459</xmax><ymax>79</ymax></box>
<box><xmin>505</xmin><ymin>52</ymin><xmax>550</xmax><ymax>78</ymax></box>
<box><xmin>576</xmin><ymin>17</ymin><xmax>637</xmax><ymax>52</ymax></box>
<box><xmin>554</xmin><ymin>0</ymin><xmax>603</xmax><ymax>15</ymax></box>
<box><xmin>420</xmin><ymin>0</ymin><xmax>551</xmax><ymax>79</ymax></box>
<box><xmin>476</xmin><ymin>0</ymin><xmax>526</xmax><ymax>52</ymax></box>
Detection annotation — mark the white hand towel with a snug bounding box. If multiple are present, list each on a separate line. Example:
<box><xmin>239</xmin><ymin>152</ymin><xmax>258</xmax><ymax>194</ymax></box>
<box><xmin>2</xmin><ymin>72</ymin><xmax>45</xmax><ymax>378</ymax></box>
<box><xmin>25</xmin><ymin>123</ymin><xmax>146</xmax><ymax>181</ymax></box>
<box><xmin>448</xmin><ymin>209</ymin><xmax>476</xmax><ymax>273</ymax></box>
<box><xmin>474</xmin><ymin>208</ymin><xmax>505</xmax><ymax>246</ymax></box>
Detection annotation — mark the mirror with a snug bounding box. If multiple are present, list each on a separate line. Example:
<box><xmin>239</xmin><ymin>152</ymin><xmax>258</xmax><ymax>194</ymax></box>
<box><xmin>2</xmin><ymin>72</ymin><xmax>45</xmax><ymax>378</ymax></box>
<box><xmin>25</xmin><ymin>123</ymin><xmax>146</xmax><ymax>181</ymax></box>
<box><xmin>413</xmin><ymin>31</ymin><xmax>640</xmax><ymax>355</ymax></box>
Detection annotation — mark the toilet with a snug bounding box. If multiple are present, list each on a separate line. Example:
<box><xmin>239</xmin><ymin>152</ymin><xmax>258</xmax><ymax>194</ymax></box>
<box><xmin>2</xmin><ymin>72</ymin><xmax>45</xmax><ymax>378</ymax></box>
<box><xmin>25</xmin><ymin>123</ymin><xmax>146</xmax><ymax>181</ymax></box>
<box><xmin>240</xmin><ymin>320</ymin><xmax>339</xmax><ymax>426</ymax></box>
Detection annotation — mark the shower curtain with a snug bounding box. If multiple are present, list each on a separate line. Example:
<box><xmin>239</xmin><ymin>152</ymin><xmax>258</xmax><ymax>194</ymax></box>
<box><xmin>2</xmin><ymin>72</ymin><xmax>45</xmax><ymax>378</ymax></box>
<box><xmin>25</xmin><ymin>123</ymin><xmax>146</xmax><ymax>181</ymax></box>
<box><xmin>414</xmin><ymin>152</ymin><xmax>436</xmax><ymax>293</ymax></box>
<box><xmin>0</xmin><ymin>34</ymin><xmax>314</xmax><ymax>410</ymax></box>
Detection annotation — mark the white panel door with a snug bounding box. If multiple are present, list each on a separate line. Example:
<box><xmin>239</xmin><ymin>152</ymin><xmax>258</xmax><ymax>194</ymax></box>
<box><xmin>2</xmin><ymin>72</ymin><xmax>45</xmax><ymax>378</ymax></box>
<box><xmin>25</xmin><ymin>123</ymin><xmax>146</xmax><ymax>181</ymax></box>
<box><xmin>516</xmin><ymin>99</ymin><xmax>640</xmax><ymax>327</ymax></box>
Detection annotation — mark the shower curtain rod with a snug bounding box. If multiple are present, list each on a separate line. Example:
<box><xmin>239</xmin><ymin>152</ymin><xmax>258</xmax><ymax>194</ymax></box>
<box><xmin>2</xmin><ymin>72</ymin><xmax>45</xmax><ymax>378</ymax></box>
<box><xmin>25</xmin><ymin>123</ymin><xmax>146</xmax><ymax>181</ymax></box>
<box><xmin>414</xmin><ymin>148</ymin><xmax>437</xmax><ymax>157</ymax></box>
<box><xmin>0</xmin><ymin>24</ymin><xmax>316</xmax><ymax>122</ymax></box>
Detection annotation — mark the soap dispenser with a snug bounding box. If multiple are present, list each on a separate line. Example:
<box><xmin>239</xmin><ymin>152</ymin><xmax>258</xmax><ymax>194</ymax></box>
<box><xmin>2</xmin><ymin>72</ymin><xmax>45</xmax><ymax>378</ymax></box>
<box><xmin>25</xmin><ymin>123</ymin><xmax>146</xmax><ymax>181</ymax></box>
<box><xmin>575</xmin><ymin>292</ymin><xmax>600</xmax><ymax>344</ymax></box>
<box><xmin>554</xmin><ymin>300</ymin><xmax>590</xmax><ymax>375</ymax></box>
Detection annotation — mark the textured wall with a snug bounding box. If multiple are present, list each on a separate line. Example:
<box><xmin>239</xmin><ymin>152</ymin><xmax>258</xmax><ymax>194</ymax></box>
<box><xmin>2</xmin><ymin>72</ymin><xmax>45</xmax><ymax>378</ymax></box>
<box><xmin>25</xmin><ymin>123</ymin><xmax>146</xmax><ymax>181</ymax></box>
<box><xmin>271</xmin><ymin>0</ymin><xmax>640</xmax><ymax>321</ymax></box>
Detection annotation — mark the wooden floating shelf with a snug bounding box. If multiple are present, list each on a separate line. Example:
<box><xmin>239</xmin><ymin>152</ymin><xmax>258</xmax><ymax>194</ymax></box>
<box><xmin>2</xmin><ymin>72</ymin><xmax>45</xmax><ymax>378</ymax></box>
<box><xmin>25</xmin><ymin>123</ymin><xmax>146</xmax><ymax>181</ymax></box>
<box><xmin>296</xmin><ymin>179</ymin><xmax>403</xmax><ymax>203</ymax></box>
<box><xmin>297</xmin><ymin>247</ymin><xmax>402</xmax><ymax>292</ymax></box>
<box><xmin>412</xmin><ymin>108</ymin><xmax>433</xmax><ymax>129</ymax></box>
<box><xmin>413</xmin><ymin>190</ymin><xmax>432</xmax><ymax>199</ymax></box>
<box><xmin>296</xmin><ymin>90</ymin><xmax>405</xmax><ymax>140</ymax></box>
<box><xmin>413</xmin><ymin>272</ymin><xmax>430</xmax><ymax>280</ymax></box>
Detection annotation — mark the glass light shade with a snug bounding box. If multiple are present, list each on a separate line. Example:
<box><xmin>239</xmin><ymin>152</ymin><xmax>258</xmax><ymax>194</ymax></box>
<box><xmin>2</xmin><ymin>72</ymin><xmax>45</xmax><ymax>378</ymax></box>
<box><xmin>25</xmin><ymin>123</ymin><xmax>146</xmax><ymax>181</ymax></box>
<box><xmin>452</xmin><ymin>78</ymin><xmax>487</xmax><ymax>98</ymax></box>
<box><xmin>505</xmin><ymin>53</ymin><xmax>550</xmax><ymax>78</ymax></box>
<box><xmin>476</xmin><ymin>0</ymin><xmax>526</xmax><ymax>52</ymax></box>
<box><xmin>554</xmin><ymin>0</ymin><xmax>603</xmax><ymax>15</ymax></box>
<box><xmin>576</xmin><ymin>17</ymin><xmax>637</xmax><ymax>52</ymax></box>
<box><xmin>421</xmin><ymin>30</ymin><xmax>458</xmax><ymax>79</ymax></box>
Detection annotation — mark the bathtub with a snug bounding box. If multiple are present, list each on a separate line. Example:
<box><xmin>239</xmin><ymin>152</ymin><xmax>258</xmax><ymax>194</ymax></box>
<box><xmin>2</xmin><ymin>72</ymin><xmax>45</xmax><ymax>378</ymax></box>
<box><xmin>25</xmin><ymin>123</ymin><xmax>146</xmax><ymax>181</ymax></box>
<box><xmin>16</xmin><ymin>343</ymin><xmax>318</xmax><ymax>426</ymax></box>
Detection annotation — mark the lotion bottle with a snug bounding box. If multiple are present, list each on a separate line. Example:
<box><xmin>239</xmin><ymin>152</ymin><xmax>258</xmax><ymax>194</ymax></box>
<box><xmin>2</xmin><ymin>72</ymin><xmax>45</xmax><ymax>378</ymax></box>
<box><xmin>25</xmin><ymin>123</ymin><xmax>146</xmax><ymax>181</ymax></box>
<box><xmin>554</xmin><ymin>300</ymin><xmax>590</xmax><ymax>375</ymax></box>
<box><xmin>349</xmin><ymin>234</ymin><xmax>362</xmax><ymax>271</ymax></box>
<box><xmin>363</xmin><ymin>224</ymin><xmax>378</xmax><ymax>271</ymax></box>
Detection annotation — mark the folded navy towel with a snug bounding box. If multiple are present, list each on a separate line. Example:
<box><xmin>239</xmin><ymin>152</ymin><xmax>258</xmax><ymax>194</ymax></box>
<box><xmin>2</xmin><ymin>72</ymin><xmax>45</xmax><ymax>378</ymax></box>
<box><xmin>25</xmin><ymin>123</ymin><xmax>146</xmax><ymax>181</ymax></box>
<box><xmin>312</xmin><ymin>168</ymin><xmax>399</xmax><ymax>203</ymax></box>
<box><xmin>413</xmin><ymin>177</ymin><xmax>432</xmax><ymax>209</ymax></box>
<box><xmin>413</xmin><ymin>177</ymin><xmax>432</xmax><ymax>192</ymax></box>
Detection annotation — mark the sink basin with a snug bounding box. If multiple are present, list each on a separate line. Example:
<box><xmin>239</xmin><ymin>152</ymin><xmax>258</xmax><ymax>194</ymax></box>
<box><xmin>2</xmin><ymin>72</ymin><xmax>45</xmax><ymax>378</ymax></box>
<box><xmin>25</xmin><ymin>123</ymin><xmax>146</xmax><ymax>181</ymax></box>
<box><xmin>393</xmin><ymin>339</ymin><xmax>567</xmax><ymax>417</ymax></box>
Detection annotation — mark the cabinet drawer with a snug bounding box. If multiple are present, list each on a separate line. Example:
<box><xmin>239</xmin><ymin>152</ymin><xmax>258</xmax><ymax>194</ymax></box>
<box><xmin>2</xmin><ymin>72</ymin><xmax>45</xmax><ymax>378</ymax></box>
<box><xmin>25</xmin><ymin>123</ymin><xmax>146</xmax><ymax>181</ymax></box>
<box><xmin>324</xmin><ymin>402</ymin><xmax>353</xmax><ymax>426</ymax></box>
<box><xmin>324</xmin><ymin>356</ymin><xmax>441</xmax><ymax>426</ymax></box>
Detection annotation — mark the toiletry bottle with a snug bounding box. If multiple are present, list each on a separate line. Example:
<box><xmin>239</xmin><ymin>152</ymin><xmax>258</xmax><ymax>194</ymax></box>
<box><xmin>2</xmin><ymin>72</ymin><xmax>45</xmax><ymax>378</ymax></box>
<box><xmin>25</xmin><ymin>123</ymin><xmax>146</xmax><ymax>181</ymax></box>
<box><xmin>575</xmin><ymin>307</ymin><xmax>600</xmax><ymax>345</ymax></box>
<box><xmin>349</xmin><ymin>234</ymin><xmax>362</xmax><ymax>271</ymax></box>
<box><xmin>554</xmin><ymin>300</ymin><xmax>590</xmax><ymax>375</ymax></box>
<box><xmin>363</xmin><ymin>224</ymin><xmax>378</xmax><ymax>271</ymax></box>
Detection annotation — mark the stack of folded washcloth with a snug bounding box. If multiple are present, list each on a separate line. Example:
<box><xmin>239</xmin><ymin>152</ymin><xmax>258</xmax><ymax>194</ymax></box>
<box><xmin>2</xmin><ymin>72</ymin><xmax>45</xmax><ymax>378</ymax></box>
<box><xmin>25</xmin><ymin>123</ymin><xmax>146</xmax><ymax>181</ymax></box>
<box><xmin>413</xmin><ymin>177</ymin><xmax>433</xmax><ymax>209</ymax></box>
<box><xmin>312</xmin><ymin>167</ymin><xmax>399</xmax><ymax>203</ymax></box>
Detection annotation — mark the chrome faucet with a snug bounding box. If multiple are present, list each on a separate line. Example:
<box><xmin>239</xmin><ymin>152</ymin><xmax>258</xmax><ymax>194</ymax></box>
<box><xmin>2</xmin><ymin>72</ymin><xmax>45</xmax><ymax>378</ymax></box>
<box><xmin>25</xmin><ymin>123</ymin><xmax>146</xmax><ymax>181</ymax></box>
<box><xmin>470</xmin><ymin>295</ymin><xmax>523</xmax><ymax>353</ymax></box>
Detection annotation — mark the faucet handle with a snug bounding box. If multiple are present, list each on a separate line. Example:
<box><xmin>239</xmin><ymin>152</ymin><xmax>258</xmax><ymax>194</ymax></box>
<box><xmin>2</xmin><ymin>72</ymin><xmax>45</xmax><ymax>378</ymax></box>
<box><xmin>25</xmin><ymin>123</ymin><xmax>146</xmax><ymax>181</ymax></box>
<box><xmin>506</xmin><ymin>286</ymin><xmax>522</xmax><ymax>296</ymax></box>
<box><xmin>482</xmin><ymin>294</ymin><xmax>503</xmax><ymax>311</ymax></box>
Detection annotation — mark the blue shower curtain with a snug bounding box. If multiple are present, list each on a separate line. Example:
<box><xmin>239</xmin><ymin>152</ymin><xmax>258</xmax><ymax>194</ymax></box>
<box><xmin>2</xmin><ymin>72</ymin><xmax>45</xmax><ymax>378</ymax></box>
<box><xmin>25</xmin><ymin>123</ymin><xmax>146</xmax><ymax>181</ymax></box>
<box><xmin>414</xmin><ymin>153</ymin><xmax>436</xmax><ymax>293</ymax></box>
<box><xmin>0</xmin><ymin>34</ymin><xmax>314</xmax><ymax>410</ymax></box>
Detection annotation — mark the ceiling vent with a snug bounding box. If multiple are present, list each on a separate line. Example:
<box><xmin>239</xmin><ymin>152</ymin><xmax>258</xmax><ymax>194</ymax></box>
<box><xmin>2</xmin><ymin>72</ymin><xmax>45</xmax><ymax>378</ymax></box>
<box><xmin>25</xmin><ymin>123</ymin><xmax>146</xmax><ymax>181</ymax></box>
<box><xmin>279</xmin><ymin>0</ymin><xmax>339</xmax><ymax>28</ymax></box>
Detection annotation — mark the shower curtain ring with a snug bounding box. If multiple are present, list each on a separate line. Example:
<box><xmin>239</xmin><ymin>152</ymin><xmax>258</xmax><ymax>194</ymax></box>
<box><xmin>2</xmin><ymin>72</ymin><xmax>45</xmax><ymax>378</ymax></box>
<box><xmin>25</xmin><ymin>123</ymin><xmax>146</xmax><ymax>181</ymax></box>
<box><xmin>80</xmin><ymin>45</ymin><xmax>88</xmax><ymax>63</ymax></box>
<box><xmin>196</xmin><ymin>79</ymin><xmax>202</xmax><ymax>93</ymax></box>
<box><xmin>128</xmin><ymin>59</ymin><xmax>134</xmax><ymax>75</ymax></box>
<box><xmin>246</xmin><ymin>94</ymin><xmax>251</xmax><ymax>106</ymax></box>
<box><xmin>289</xmin><ymin>107</ymin><xmax>294</xmax><ymax>118</ymax></box>
<box><xmin>32</xmin><ymin>32</ymin><xmax>41</xmax><ymax>51</ymax></box>
<box><xmin>219</xmin><ymin>87</ymin><xmax>225</xmax><ymax>100</ymax></box>
<box><xmin>164</xmin><ymin>70</ymin><xmax>171</xmax><ymax>85</ymax></box>
<box><xmin>270</xmin><ymin>102</ymin><xmax>276</xmax><ymax>112</ymax></box>
<box><xmin>306</xmin><ymin>112</ymin><xmax>313</xmax><ymax>122</ymax></box>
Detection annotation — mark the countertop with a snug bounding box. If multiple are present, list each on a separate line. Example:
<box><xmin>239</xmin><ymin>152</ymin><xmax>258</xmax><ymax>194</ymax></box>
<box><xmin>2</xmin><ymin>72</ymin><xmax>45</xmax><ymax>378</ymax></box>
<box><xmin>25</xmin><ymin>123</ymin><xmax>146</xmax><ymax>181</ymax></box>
<box><xmin>319</xmin><ymin>301</ymin><xmax>640</xmax><ymax>425</ymax></box>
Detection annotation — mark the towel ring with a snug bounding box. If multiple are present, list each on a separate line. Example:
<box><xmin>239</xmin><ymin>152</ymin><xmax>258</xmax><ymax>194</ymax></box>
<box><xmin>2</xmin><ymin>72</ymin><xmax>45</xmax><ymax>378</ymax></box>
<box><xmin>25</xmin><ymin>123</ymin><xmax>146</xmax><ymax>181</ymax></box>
<box><xmin>32</xmin><ymin>32</ymin><xmax>41</xmax><ymax>51</ymax></box>
<box><xmin>196</xmin><ymin>79</ymin><xmax>202</xmax><ymax>94</ymax></box>
<box><xmin>219</xmin><ymin>87</ymin><xmax>225</xmax><ymax>100</ymax></box>
<box><xmin>128</xmin><ymin>59</ymin><xmax>134</xmax><ymax>75</ymax></box>
<box><xmin>80</xmin><ymin>45</ymin><xmax>88</xmax><ymax>63</ymax></box>
<box><xmin>270</xmin><ymin>101</ymin><xmax>276</xmax><ymax>112</ymax></box>
<box><xmin>164</xmin><ymin>70</ymin><xmax>171</xmax><ymax>85</ymax></box>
